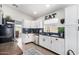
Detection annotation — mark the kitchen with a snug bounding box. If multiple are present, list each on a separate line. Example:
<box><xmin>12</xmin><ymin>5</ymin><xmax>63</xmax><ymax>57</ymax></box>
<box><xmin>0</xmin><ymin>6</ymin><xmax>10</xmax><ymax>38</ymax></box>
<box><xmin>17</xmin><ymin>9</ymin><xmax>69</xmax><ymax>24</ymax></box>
<box><xmin>0</xmin><ymin>4</ymin><xmax>79</xmax><ymax>55</ymax></box>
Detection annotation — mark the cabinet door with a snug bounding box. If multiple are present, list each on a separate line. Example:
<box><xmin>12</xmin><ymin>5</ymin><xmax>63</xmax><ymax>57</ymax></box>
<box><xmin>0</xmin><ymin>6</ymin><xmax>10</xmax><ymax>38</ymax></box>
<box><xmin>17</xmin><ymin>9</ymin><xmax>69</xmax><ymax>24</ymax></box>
<box><xmin>44</xmin><ymin>36</ymin><xmax>51</xmax><ymax>49</ymax></box>
<box><xmin>23</xmin><ymin>20</ymin><xmax>31</xmax><ymax>28</ymax></box>
<box><xmin>22</xmin><ymin>34</ymin><xmax>29</xmax><ymax>43</ymax></box>
<box><xmin>39</xmin><ymin>35</ymin><xmax>45</xmax><ymax>47</ymax></box>
<box><xmin>34</xmin><ymin>35</ymin><xmax>38</xmax><ymax>44</ymax></box>
<box><xmin>78</xmin><ymin>5</ymin><xmax>79</xmax><ymax>53</ymax></box>
<box><xmin>65</xmin><ymin>26</ymin><xmax>78</xmax><ymax>55</ymax></box>
<box><xmin>51</xmin><ymin>37</ymin><xmax>64</xmax><ymax>54</ymax></box>
<box><xmin>39</xmin><ymin>35</ymin><xmax>50</xmax><ymax>49</ymax></box>
<box><xmin>55</xmin><ymin>38</ymin><xmax>64</xmax><ymax>55</ymax></box>
<box><xmin>28</xmin><ymin>34</ymin><xmax>34</xmax><ymax>42</ymax></box>
<box><xmin>65</xmin><ymin>5</ymin><xmax>78</xmax><ymax>25</ymax></box>
<box><xmin>51</xmin><ymin>37</ymin><xmax>57</xmax><ymax>52</ymax></box>
<box><xmin>31</xmin><ymin>21</ymin><xmax>36</xmax><ymax>28</ymax></box>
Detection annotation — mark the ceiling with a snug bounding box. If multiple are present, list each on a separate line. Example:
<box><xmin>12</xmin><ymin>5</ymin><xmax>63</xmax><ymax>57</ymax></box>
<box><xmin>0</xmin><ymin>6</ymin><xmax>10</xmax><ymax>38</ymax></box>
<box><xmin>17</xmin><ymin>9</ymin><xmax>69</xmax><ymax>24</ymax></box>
<box><xmin>6</xmin><ymin>4</ymin><xmax>70</xmax><ymax>19</ymax></box>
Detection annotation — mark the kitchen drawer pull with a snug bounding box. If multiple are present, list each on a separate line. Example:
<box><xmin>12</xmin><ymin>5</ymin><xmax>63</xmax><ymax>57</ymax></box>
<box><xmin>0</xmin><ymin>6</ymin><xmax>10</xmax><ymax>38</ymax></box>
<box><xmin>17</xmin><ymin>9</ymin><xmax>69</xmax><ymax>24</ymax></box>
<box><xmin>56</xmin><ymin>39</ymin><xmax>58</xmax><ymax>40</ymax></box>
<box><xmin>51</xmin><ymin>40</ymin><xmax>52</xmax><ymax>44</ymax></box>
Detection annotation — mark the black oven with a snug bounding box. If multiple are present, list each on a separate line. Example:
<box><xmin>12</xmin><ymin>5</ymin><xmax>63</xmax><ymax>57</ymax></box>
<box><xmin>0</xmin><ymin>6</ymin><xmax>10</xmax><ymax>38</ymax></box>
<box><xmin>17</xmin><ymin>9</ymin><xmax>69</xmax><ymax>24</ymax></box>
<box><xmin>0</xmin><ymin>20</ymin><xmax>14</xmax><ymax>43</ymax></box>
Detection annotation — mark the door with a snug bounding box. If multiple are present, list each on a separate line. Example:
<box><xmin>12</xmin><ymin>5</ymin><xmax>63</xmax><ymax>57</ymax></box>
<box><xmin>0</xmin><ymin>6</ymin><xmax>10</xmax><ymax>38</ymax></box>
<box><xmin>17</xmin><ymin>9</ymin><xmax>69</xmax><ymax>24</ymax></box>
<box><xmin>65</xmin><ymin>25</ymin><xmax>78</xmax><ymax>55</ymax></box>
<box><xmin>77</xmin><ymin>6</ymin><xmax>79</xmax><ymax>51</ymax></box>
<box><xmin>65</xmin><ymin>5</ymin><xmax>78</xmax><ymax>25</ymax></box>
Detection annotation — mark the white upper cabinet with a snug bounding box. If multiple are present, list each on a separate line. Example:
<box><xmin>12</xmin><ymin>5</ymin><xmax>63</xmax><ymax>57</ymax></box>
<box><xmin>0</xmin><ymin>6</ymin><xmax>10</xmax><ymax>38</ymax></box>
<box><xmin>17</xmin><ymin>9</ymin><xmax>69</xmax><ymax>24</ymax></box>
<box><xmin>65</xmin><ymin>5</ymin><xmax>78</xmax><ymax>25</ymax></box>
<box><xmin>23</xmin><ymin>20</ymin><xmax>32</xmax><ymax>28</ymax></box>
<box><xmin>31</xmin><ymin>19</ymin><xmax>43</xmax><ymax>28</ymax></box>
<box><xmin>38</xmin><ymin>19</ymin><xmax>43</xmax><ymax>28</ymax></box>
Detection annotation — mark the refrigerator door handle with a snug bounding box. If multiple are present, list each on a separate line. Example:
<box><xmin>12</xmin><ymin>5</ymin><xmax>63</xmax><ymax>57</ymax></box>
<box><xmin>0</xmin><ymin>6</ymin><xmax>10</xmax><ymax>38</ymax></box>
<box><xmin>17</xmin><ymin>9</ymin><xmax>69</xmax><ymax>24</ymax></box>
<box><xmin>78</xmin><ymin>19</ymin><xmax>79</xmax><ymax>24</ymax></box>
<box><xmin>78</xmin><ymin>27</ymin><xmax>79</xmax><ymax>31</ymax></box>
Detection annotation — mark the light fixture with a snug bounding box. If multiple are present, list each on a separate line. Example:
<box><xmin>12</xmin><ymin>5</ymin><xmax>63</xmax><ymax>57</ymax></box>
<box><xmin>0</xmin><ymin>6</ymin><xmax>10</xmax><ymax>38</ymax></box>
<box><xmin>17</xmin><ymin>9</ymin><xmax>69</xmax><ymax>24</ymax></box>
<box><xmin>33</xmin><ymin>11</ymin><xmax>37</xmax><ymax>15</ymax></box>
<box><xmin>45</xmin><ymin>4</ymin><xmax>50</xmax><ymax>8</ymax></box>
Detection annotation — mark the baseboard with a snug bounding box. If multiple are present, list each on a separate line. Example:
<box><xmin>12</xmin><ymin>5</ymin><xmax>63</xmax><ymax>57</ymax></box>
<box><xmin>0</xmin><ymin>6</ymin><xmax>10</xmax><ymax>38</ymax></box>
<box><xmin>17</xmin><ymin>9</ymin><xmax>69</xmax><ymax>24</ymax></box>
<box><xmin>25</xmin><ymin>42</ymin><xmax>59</xmax><ymax>55</ymax></box>
<box><xmin>25</xmin><ymin>42</ymin><xmax>33</xmax><ymax>45</ymax></box>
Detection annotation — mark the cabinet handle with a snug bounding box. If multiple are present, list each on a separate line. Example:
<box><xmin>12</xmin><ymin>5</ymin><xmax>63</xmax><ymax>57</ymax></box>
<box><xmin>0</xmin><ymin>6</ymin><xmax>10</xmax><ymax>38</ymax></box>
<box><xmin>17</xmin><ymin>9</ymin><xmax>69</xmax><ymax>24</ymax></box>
<box><xmin>78</xmin><ymin>27</ymin><xmax>79</xmax><ymax>31</ymax></box>
<box><xmin>78</xmin><ymin>19</ymin><xmax>79</xmax><ymax>24</ymax></box>
<box><xmin>56</xmin><ymin>39</ymin><xmax>58</xmax><ymax>40</ymax></box>
<box><xmin>51</xmin><ymin>40</ymin><xmax>52</xmax><ymax>44</ymax></box>
<box><xmin>67</xmin><ymin>49</ymin><xmax>75</xmax><ymax>55</ymax></box>
<box><xmin>43</xmin><ymin>39</ymin><xmax>45</xmax><ymax>41</ymax></box>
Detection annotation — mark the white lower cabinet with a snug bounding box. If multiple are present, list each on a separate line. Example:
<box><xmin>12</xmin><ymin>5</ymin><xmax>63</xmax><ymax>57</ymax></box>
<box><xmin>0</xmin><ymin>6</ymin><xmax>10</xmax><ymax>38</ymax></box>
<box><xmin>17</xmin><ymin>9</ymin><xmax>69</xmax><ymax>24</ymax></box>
<box><xmin>39</xmin><ymin>35</ymin><xmax>65</xmax><ymax>55</ymax></box>
<box><xmin>39</xmin><ymin>35</ymin><xmax>46</xmax><ymax>47</ymax></box>
<box><xmin>22</xmin><ymin>34</ymin><xmax>34</xmax><ymax>43</ymax></box>
<box><xmin>43</xmin><ymin>36</ymin><xmax>51</xmax><ymax>49</ymax></box>
<box><xmin>50</xmin><ymin>37</ymin><xmax>57</xmax><ymax>52</ymax></box>
<box><xmin>51</xmin><ymin>38</ymin><xmax>65</xmax><ymax>54</ymax></box>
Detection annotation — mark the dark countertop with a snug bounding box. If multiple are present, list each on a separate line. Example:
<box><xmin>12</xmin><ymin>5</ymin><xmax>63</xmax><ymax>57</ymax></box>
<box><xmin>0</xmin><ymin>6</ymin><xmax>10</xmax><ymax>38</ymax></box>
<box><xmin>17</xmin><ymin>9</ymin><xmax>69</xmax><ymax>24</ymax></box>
<box><xmin>23</xmin><ymin>32</ymin><xmax>64</xmax><ymax>39</ymax></box>
<box><xmin>39</xmin><ymin>32</ymin><xmax>64</xmax><ymax>39</ymax></box>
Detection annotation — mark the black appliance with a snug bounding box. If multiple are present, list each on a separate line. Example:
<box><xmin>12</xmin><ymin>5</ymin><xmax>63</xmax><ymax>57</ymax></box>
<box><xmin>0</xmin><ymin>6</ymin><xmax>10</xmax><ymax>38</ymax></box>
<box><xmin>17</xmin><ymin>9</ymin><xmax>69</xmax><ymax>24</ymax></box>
<box><xmin>0</xmin><ymin>20</ymin><xmax>14</xmax><ymax>43</ymax></box>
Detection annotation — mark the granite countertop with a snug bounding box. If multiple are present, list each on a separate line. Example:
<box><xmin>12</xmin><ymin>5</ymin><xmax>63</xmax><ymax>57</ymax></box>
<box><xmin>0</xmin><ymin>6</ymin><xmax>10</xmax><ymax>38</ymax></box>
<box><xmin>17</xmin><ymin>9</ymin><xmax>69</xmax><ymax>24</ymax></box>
<box><xmin>0</xmin><ymin>42</ymin><xmax>23</xmax><ymax>55</ymax></box>
<box><xmin>23</xmin><ymin>32</ymin><xmax>64</xmax><ymax>38</ymax></box>
<box><xmin>39</xmin><ymin>33</ymin><xmax>64</xmax><ymax>39</ymax></box>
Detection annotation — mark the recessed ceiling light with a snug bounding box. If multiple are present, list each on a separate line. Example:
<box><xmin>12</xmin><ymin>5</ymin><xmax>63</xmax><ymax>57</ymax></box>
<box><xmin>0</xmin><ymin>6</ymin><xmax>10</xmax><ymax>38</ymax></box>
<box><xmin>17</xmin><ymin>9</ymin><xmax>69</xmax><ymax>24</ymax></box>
<box><xmin>46</xmin><ymin>4</ymin><xmax>50</xmax><ymax>8</ymax></box>
<box><xmin>33</xmin><ymin>11</ymin><xmax>37</xmax><ymax>15</ymax></box>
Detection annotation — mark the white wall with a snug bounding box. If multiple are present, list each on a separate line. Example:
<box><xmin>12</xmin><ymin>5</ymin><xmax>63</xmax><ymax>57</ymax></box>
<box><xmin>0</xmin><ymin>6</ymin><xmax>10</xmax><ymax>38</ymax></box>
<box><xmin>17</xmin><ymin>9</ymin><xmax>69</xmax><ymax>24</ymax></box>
<box><xmin>36</xmin><ymin>8</ymin><xmax>65</xmax><ymax>21</ymax></box>
<box><xmin>2</xmin><ymin>5</ymin><xmax>33</xmax><ymax>28</ymax></box>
